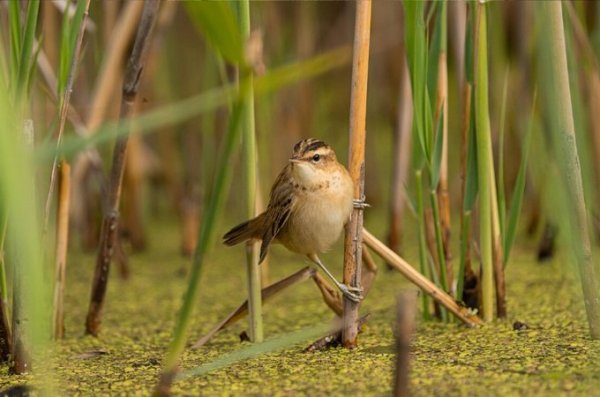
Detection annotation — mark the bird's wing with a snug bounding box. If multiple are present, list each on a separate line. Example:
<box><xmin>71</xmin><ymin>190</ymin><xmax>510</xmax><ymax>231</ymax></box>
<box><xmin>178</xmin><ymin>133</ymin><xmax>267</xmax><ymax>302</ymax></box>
<box><xmin>259</xmin><ymin>166</ymin><xmax>295</xmax><ymax>263</ymax></box>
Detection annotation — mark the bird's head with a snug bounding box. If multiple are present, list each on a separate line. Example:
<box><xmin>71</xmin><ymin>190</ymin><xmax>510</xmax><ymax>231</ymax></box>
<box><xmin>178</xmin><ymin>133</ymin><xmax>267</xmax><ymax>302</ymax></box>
<box><xmin>289</xmin><ymin>138</ymin><xmax>338</xmax><ymax>184</ymax></box>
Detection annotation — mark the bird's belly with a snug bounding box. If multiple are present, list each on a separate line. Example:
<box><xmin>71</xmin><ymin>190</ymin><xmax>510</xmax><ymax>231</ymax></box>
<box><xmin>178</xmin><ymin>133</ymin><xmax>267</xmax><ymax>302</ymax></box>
<box><xmin>279</xmin><ymin>190</ymin><xmax>352</xmax><ymax>255</ymax></box>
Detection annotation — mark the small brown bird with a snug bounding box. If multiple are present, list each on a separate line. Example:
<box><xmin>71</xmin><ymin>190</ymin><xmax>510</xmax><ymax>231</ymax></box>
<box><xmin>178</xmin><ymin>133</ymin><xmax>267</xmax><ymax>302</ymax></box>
<box><xmin>223</xmin><ymin>138</ymin><xmax>363</xmax><ymax>302</ymax></box>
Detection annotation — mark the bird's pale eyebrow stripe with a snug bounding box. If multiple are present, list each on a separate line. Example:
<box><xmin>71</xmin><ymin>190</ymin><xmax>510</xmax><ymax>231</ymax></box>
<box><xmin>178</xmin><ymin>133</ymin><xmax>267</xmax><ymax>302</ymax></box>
<box><xmin>303</xmin><ymin>140</ymin><xmax>327</xmax><ymax>154</ymax></box>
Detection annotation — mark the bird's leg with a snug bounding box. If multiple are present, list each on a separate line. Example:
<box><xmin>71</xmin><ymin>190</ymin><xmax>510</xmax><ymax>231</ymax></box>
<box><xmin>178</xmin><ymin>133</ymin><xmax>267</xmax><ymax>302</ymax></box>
<box><xmin>308</xmin><ymin>254</ymin><xmax>363</xmax><ymax>302</ymax></box>
<box><xmin>353</xmin><ymin>197</ymin><xmax>370</xmax><ymax>209</ymax></box>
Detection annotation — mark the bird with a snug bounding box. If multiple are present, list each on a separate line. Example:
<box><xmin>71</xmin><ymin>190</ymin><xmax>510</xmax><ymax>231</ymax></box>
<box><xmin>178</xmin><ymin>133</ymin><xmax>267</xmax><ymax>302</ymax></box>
<box><xmin>223</xmin><ymin>138</ymin><xmax>363</xmax><ymax>302</ymax></box>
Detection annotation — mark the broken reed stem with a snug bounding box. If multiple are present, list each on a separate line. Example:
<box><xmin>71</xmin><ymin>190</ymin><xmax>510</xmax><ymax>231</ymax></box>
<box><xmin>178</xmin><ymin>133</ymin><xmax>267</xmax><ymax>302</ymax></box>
<box><xmin>539</xmin><ymin>1</ymin><xmax>600</xmax><ymax>338</ymax></box>
<box><xmin>240</xmin><ymin>0</ymin><xmax>263</xmax><ymax>344</ymax></box>
<box><xmin>193</xmin><ymin>267</ymin><xmax>315</xmax><ymax>348</ymax></box>
<box><xmin>43</xmin><ymin>0</ymin><xmax>91</xmax><ymax>229</ymax></box>
<box><xmin>474</xmin><ymin>1</ymin><xmax>494</xmax><ymax>321</ymax></box>
<box><xmin>393</xmin><ymin>291</ymin><xmax>417</xmax><ymax>397</ymax></box>
<box><xmin>343</xmin><ymin>0</ymin><xmax>371</xmax><ymax>348</ymax></box>
<box><xmin>53</xmin><ymin>161</ymin><xmax>71</xmax><ymax>339</ymax></box>
<box><xmin>85</xmin><ymin>0</ymin><xmax>161</xmax><ymax>337</ymax></box>
<box><xmin>362</xmin><ymin>228</ymin><xmax>482</xmax><ymax>327</ymax></box>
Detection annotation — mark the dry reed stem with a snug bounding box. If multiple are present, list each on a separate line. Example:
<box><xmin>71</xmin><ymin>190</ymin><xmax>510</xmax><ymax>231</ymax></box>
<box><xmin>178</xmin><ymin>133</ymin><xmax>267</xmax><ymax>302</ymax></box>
<box><xmin>53</xmin><ymin>161</ymin><xmax>71</xmax><ymax>339</ymax></box>
<box><xmin>449</xmin><ymin>0</ymin><xmax>467</xmax><ymax>100</ymax></box>
<box><xmin>343</xmin><ymin>0</ymin><xmax>372</xmax><ymax>348</ymax></box>
<box><xmin>86</xmin><ymin>0</ymin><xmax>161</xmax><ymax>336</ymax></box>
<box><xmin>192</xmin><ymin>267</ymin><xmax>316</xmax><ymax>348</ymax></box>
<box><xmin>313</xmin><ymin>273</ymin><xmax>343</xmax><ymax>317</ymax></box>
<box><xmin>362</xmin><ymin>228</ymin><xmax>482</xmax><ymax>327</ymax></box>
<box><xmin>489</xmin><ymin>166</ymin><xmax>506</xmax><ymax>318</ymax></box>
<box><xmin>434</xmin><ymin>49</ymin><xmax>452</xmax><ymax>290</ymax></box>
<box><xmin>86</xmin><ymin>0</ymin><xmax>144</xmax><ymax>133</ymax></box>
<box><xmin>43</xmin><ymin>0</ymin><xmax>91</xmax><ymax>229</ymax></box>
<box><xmin>122</xmin><ymin>103</ymin><xmax>146</xmax><ymax>252</ymax></box>
<box><xmin>388</xmin><ymin>47</ymin><xmax>413</xmax><ymax>257</ymax></box>
<box><xmin>393</xmin><ymin>291</ymin><xmax>417</xmax><ymax>397</ymax></box>
<box><xmin>41</xmin><ymin>0</ymin><xmax>59</xmax><ymax>73</ymax></box>
<box><xmin>71</xmin><ymin>1</ymin><xmax>144</xmax><ymax>222</ymax></box>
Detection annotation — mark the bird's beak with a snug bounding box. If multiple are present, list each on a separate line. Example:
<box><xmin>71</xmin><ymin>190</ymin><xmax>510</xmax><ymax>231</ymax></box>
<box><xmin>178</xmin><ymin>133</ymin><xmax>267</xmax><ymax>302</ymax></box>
<box><xmin>289</xmin><ymin>158</ymin><xmax>301</xmax><ymax>164</ymax></box>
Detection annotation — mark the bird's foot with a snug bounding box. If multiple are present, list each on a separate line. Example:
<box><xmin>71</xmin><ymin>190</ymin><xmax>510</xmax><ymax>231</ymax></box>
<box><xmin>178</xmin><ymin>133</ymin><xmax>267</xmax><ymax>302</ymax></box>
<box><xmin>339</xmin><ymin>283</ymin><xmax>363</xmax><ymax>302</ymax></box>
<box><xmin>353</xmin><ymin>198</ymin><xmax>370</xmax><ymax>210</ymax></box>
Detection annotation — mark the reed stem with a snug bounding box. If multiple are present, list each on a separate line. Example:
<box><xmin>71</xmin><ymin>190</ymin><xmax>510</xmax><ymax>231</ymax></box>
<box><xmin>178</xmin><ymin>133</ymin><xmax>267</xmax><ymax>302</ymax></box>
<box><xmin>239</xmin><ymin>0</ymin><xmax>263</xmax><ymax>344</ymax></box>
<box><xmin>474</xmin><ymin>1</ymin><xmax>494</xmax><ymax>321</ymax></box>
<box><xmin>539</xmin><ymin>1</ymin><xmax>600</xmax><ymax>338</ymax></box>
<box><xmin>342</xmin><ymin>0</ymin><xmax>372</xmax><ymax>348</ymax></box>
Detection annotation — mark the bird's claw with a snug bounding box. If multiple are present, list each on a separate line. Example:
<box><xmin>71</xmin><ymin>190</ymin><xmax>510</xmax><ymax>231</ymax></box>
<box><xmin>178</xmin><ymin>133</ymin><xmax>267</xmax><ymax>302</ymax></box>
<box><xmin>353</xmin><ymin>198</ymin><xmax>370</xmax><ymax>210</ymax></box>
<box><xmin>339</xmin><ymin>283</ymin><xmax>363</xmax><ymax>302</ymax></box>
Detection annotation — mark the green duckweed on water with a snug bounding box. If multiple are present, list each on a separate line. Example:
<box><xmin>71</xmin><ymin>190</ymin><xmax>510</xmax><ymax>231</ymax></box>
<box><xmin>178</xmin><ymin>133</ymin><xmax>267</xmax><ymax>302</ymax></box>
<box><xmin>0</xmin><ymin>220</ymin><xmax>599</xmax><ymax>396</ymax></box>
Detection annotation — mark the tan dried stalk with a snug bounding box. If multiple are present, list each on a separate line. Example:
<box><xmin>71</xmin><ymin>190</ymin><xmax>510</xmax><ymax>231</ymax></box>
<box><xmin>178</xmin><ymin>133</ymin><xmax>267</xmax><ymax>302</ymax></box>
<box><xmin>362</xmin><ymin>228</ymin><xmax>481</xmax><ymax>327</ymax></box>
<box><xmin>393</xmin><ymin>291</ymin><xmax>417</xmax><ymax>397</ymax></box>
<box><xmin>434</xmin><ymin>50</ymin><xmax>452</xmax><ymax>290</ymax></box>
<box><xmin>53</xmin><ymin>161</ymin><xmax>70</xmax><ymax>339</ymax></box>
<box><xmin>342</xmin><ymin>0</ymin><xmax>372</xmax><ymax>349</ymax></box>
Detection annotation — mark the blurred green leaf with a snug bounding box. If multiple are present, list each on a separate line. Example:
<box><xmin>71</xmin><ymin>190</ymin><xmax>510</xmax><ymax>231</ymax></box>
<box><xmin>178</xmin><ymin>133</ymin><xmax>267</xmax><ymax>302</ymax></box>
<box><xmin>8</xmin><ymin>0</ymin><xmax>21</xmax><ymax>84</ymax></box>
<box><xmin>463</xmin><ymin>104</ymin><xmax>478</xmax><ymax>212</ymax></box>
<box><xmin>58</xmin><ymin>0</ymin><xmax>87</xmax><ymax>96</ymax></box>
<box><xmin>38</xmin><ymin>46</ymin><xmax>352</xmax><ymax>161</ymax></box>
<box><xmin>431</xmin><ymin>109</ymin><xmax>444</xmax><ymax>188</ymax></box>
<box><xmin>184</xmin><ymin>1</ymin><xmax>245</xmax><ymax>65</ymax></box>
<box><xmin>404</xmin><ymin>1</ymin><xmax>431</xmax><ymax>164</ymax></box>
<box><xmin>497</xmin><ymin>68</ymin><xmax>510</xmax><ymax>241</ymax></box>
<box><xmin>178</xmin><ymin>323</ymin><xmax>331</xmax><ymax>379</ymax></box>
<box><xmin>16</xmin><ymin>0</ymin><xmax>40</xmax><ymax>99</ymax></box>
<box><xmin>427</xmin><ymin>1</ymin><xmax>444</xmax><ymax>102</ymax></box>
<box><xmin>504</xmin><ymin>93</ymin><xmax>536</xmax><ymax>265</ymax></box>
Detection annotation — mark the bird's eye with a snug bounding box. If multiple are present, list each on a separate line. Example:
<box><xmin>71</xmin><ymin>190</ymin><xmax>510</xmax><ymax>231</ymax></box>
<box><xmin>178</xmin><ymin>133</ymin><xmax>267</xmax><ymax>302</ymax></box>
<box><xmin>312</xmin><ymin>154</ymin><xmax>320</xmax><ymax>162</ymax></box>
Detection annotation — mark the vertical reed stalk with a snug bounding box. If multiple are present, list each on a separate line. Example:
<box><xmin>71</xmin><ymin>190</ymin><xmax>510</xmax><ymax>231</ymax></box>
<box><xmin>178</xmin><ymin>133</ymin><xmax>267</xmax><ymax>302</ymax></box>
<box><xmin>343</xmin><ymin>0</ymin><xmax>371</xmax><ymax>348</ymax></box>
<box><xmin>434</xmin><ymin>1</ymin><xmax>452</xmax><ymax>289</ymax></box>
<box><xmin>53</xmin><ymin>160</ymin><xmax>71</xmax><ymax>339</ymax></box>
<box><xmin>489</xmin><ymin>164</ymin><xmax>506</xmax><ymax>318</ymax></box>
<box><xmin>239</xmin><ymin>0</ymin><xmax>263</xmax><ymax>344</ymax></box>
<box><xmin>415</xmin><ymin>171</ymin><xmax>431</xmax><ymax>320</ymax></box>
<box><xmin>474</xmin><ymin>1</ymin><xmax>494</xmax><ymax>321</ymax></box>
<box><xmin>86</xmin><ymin>0</ymin><xmax>161</xmax><ymax>336</ymax></box>
<box><xmin>393</xmin><ymin>292</ymin><xmax>417</xmax><ymax>397</ymax></box>
<box><xmin>539</xmin><ymin>1</ymin><xmax>600</xmax><ymax>338</ymax></box>
<box><xmin>9</xmin><ymin>119</ymin><xmax>45</xmax><ymax>375</ymax></box>
<box><xmin>457</xmin><ymin>82</ymin><xmax>472</xmax><ymax>302</ymax></box>
<box><xmin>154</xmin><ymin>87</ymin><xmax>246</xmax><ymax>397</ymax></box>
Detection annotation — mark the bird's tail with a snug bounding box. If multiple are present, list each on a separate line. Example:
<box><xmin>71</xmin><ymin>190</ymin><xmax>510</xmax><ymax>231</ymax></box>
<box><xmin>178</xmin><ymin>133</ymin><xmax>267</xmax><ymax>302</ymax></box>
<box><xmin>223</xmin><ymin>214</ymin><xmax>264</xmax><ymax>246</ymax></box>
